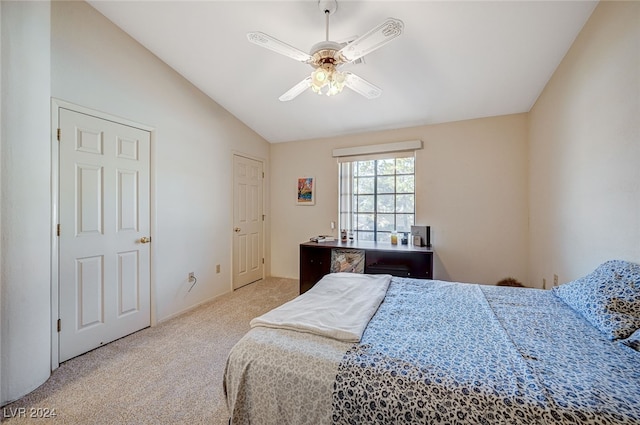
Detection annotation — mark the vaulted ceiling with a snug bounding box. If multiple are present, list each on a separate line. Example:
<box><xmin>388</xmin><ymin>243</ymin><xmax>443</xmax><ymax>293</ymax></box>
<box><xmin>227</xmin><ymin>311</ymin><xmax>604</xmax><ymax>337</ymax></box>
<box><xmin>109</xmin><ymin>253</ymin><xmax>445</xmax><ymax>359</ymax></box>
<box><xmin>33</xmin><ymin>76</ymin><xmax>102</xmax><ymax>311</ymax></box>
<box><xmin>88</xmin><ymin>1</ymin><xmax>598</xmax><ymax>143</ymax></box>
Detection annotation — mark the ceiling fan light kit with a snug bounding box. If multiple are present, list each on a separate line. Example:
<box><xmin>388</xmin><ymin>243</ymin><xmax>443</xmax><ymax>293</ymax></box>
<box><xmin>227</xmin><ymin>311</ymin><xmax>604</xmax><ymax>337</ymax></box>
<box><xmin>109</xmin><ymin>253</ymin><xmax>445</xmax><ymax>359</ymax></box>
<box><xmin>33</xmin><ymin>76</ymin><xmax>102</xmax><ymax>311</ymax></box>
<box><xmin>247</xmin><ymin>0</ymin><xmax>403</xmax><ymax>101</ymax></box>
<box><xmin>311</xmin><ymin>63</ymin><xmax>345</xmax><ymax>96</ymax></box>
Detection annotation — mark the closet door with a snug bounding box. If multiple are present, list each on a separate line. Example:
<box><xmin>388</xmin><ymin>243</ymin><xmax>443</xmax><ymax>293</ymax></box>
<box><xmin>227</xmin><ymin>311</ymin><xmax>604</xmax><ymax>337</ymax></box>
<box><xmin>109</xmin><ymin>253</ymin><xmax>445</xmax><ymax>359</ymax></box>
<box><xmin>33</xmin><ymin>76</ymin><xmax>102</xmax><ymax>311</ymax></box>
<box><xmin>58</xmin><ymin>108</ymin><xmax>151</xmax><ymax>362</ymax></box>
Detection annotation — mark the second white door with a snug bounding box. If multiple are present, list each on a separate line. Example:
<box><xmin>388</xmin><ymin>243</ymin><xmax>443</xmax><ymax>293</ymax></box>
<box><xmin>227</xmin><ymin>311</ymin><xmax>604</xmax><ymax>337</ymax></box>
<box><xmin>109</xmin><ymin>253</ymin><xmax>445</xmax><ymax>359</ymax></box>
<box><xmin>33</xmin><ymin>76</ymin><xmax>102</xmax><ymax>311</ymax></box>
<box><xmin>232</xmin><ymin>155</ymin><xmax>264</xmax><ymax>289</ymax></box>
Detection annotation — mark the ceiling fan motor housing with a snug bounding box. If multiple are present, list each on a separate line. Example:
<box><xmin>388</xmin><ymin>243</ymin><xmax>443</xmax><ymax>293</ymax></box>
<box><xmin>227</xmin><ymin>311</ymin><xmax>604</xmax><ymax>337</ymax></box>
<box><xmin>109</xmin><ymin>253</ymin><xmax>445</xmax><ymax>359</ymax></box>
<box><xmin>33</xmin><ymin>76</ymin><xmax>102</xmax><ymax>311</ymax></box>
<box><xmin>309</xmin><ymin>41</ymin><xmax>345</xmax><ymax>67</ymax></box>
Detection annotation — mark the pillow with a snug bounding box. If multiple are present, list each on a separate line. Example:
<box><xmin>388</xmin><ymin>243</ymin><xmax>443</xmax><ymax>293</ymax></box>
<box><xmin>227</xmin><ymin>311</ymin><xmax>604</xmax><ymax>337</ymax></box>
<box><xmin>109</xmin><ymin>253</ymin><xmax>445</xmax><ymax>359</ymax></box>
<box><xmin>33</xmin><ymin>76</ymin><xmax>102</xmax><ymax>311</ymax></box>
<box><xmin>621</xmin><ymin>328</ymin><xmax>640</xmax><ymax>351</ymax></box>
<box><xmin>553</xmin><ymin>260</ymin><xmax>640</xmax><ymax>340</ymax></box>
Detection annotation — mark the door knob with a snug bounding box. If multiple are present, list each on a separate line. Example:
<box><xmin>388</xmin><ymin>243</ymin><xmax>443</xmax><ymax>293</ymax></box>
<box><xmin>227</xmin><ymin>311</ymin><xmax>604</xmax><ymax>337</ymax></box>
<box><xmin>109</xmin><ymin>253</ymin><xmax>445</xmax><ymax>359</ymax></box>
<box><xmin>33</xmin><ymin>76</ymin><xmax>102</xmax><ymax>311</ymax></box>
<box><xmin>140</xmin><ymin>236</ymin><xmax>152</xmax><ymax>244</ymax></box>
<box><xmin>234</xmin><ymin>227</ymin><xmax>241</xmax><ymax>233</ymax></box>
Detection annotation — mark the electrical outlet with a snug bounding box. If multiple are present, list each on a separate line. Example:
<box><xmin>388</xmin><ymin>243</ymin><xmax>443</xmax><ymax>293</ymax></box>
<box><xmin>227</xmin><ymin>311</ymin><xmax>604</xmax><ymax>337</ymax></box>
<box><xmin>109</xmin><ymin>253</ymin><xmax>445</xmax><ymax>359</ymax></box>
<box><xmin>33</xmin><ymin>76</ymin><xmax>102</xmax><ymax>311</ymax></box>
<box><xmin>216</xmin><ymin>264</ymin><xmax>221</xmax><ymax>273</ymax></box>
<box><xmin>553</xmin><ymin>274</ymin><xmax>559</xmax><ymax>286</ymax></box>
<box><xmin>188</xmin><ymin>272</ymin><xmax>195</xmax><ymax>281</ymax></box>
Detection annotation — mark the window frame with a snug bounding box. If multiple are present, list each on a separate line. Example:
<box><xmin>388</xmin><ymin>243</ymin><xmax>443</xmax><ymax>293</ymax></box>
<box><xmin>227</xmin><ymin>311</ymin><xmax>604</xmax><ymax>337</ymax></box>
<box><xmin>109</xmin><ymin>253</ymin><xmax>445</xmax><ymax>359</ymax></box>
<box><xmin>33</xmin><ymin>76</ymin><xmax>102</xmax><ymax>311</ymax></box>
<box><xmin>339</xmin><ymin>154</ymin><xmax>416</xmax><ymax>242</ymax></box>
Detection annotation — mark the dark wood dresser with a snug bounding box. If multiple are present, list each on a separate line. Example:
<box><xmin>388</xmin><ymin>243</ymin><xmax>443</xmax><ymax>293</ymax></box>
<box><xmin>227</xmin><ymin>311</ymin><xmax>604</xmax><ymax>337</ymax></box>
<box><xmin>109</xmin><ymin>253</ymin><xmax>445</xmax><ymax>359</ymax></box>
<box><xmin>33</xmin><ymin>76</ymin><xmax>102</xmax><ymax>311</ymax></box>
<box><xmin>299</xmin><ymin>240</ymin><xmax>434</xmax><ymax>294</ymax></box>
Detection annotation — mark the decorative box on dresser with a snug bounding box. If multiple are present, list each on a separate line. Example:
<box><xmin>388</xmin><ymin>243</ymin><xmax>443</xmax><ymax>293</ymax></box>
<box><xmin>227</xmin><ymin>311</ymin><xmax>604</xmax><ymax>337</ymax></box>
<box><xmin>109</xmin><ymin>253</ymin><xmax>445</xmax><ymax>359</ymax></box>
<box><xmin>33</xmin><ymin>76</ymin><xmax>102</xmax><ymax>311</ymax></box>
<box><xmin>299</xmin><ymin>240</ymin><xmax>434</xmax><ymax>294</ymax></box>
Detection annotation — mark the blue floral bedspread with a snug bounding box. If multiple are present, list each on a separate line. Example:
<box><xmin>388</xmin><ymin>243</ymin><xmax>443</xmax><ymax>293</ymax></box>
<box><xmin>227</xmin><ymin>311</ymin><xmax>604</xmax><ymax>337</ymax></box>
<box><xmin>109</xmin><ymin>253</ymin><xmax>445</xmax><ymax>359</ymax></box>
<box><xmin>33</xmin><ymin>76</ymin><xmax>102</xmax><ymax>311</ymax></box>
<box><xmin>331</xmin><ymin>278</ymin><xmax>640</xmax><ymax>424</ymax></box>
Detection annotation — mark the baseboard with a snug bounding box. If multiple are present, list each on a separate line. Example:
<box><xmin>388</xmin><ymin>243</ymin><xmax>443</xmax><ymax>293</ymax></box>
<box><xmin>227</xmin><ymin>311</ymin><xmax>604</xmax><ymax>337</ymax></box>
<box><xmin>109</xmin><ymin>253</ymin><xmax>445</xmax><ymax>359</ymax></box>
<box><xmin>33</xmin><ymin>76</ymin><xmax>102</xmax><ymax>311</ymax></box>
<box><xmin>156</xmin><ymin>291</ymin><xmax>229</xmax><ymax>325</ymax></box>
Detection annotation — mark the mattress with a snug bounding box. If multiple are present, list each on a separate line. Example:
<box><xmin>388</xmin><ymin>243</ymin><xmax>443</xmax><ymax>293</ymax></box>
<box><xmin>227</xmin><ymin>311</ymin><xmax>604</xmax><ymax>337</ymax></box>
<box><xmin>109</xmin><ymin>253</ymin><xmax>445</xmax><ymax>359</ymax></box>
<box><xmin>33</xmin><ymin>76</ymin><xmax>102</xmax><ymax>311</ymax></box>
<box><xmin>224</xmin><ymin>277</ymin><xmax>640</xmax><ymax>424</ymax></box>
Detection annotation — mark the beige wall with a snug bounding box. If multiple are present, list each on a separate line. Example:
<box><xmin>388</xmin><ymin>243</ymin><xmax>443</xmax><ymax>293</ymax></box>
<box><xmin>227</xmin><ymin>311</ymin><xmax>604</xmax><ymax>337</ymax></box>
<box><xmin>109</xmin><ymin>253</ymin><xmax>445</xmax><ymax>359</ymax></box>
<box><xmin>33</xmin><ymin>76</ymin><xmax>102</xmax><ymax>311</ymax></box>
<box><xmin>51</xmin><ymin>1</ymin><xmax>271</xmax><ymax>323</ymax></box>
<box><xmin>271</xmin><ymin>114</ymin><xmax>529</xmax><ymax>286</ymax></box>
<box><xmin>1</xmin><ymin>0</ymin><xmax>52</xmax><ymax>405</ymax></box>
<box><xmin>528</xmin><ymin>1</ymin><xmax>640</xmax><ymax>287</ymax></box>
<box><xmin>2</xmin><ymin>0</ymin><xmax>271</xmax><ymax>404</ymax></box>
<box><xmin>272</xmin><ymin>0</ymin><xmax>640</xmax><ymax>290</ymax></box>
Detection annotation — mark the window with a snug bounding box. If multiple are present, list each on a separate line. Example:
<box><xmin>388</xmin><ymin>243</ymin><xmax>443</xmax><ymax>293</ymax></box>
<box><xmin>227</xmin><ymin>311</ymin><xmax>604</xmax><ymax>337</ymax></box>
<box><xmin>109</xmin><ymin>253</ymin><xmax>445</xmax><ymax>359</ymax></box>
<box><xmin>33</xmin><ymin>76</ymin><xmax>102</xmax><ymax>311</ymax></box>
<box><xmin>339</xmin><ymin>155</ymin><xmax>415</xmax><ymax>242</ymax></box>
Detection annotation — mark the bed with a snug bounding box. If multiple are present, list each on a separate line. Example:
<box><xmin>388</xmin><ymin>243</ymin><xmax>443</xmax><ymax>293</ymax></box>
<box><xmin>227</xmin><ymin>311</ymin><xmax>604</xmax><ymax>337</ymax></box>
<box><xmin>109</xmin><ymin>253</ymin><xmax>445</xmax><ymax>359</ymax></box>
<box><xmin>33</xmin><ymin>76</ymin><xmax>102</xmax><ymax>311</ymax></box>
<box><xmin>224</xmin><ymin>260</ymin><xmax>640</xmax><ymax>425</ymax></box>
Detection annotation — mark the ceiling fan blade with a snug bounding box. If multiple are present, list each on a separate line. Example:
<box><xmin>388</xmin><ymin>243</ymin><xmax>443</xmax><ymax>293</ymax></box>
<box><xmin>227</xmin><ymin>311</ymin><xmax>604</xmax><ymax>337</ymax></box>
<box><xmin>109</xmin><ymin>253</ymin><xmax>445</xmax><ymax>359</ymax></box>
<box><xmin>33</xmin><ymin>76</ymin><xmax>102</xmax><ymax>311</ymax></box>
<box><xmin>338</xmin><ymin>18</ymin><xmax>404</xmax><ymax>63</ymax></box>
<box><xmin>247</xmin><ymin>32</ymin><xmax>312</xmax><ymax>63</ymax></box>
<box><xmin>344</xmin><ymin>72</ymin><xmax>382</xmax><ymax>99</ymax></box>
<box><xmin>279</xmin><ymin>77</ymin><xmax>313</xmax><ymax>102</ymax></box>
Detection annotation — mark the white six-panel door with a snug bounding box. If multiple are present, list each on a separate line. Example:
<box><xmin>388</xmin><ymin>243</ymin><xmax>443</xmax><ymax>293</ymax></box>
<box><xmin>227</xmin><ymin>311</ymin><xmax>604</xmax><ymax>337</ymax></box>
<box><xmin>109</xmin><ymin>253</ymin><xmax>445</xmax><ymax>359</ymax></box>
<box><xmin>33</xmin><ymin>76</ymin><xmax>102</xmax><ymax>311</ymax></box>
<box><xmin>58</xmin><ymin>108</ymin><xmax>151</xmax><ymax>362</ymax></box>
<box><xmin>232</xmin><ymin>155</ymin><xmax>264</xmax><ymax>289</ymax></box>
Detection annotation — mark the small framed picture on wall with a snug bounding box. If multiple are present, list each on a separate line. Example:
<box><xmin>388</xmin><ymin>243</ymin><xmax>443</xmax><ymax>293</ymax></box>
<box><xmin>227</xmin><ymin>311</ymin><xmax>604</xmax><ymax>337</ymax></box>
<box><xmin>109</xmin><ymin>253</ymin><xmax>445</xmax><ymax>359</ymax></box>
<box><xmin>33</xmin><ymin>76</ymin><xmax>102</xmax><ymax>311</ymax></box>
<box><xmin>296</xmin><ymin>176</ymin><xmax>315</xmax><ymax>206</ymax></box>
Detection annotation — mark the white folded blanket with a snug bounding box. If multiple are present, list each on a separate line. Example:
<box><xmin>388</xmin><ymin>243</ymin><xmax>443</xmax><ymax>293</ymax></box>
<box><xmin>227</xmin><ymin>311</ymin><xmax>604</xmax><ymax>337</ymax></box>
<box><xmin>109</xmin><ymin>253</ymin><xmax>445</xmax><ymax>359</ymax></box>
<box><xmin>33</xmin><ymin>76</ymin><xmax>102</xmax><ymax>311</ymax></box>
<box><xmin>250</xmin><ymin>273</ymin><xmax>391</xmax><ymax>342</ymax></box>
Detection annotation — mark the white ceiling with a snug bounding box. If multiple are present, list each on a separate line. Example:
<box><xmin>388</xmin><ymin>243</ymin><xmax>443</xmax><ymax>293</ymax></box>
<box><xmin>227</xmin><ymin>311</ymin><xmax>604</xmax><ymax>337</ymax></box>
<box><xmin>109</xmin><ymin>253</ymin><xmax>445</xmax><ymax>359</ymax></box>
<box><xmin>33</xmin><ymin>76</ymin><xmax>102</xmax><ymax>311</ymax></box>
<box><xmin>87</xmin><ymin>0</ymin><xmax>598</xmax><ymax>143</ymax></box>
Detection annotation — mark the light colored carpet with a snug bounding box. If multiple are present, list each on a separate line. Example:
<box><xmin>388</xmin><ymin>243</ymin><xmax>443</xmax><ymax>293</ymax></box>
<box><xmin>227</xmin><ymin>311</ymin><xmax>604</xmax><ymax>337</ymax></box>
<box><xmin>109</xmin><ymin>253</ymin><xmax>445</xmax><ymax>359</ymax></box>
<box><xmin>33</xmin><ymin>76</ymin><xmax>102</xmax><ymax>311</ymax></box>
<box><xmin>1</xmin><ymin>277</ymin><xmax>298</xmax><ymax>424</ymax></box>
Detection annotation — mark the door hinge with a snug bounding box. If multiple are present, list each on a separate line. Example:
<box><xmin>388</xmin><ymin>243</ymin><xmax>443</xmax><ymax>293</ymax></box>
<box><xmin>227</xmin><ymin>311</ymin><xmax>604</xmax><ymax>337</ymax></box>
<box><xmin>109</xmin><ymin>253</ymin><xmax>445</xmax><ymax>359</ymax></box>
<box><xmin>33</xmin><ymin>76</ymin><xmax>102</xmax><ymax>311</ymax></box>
<box><xmin>57</xmin><ymin>319</ymin><xmax>61</xmax><ymax>332</ymax></box>
<box><xmin>262</xmin><ymin>214</ymin><xmax>265</xmax><ymax>221</ymax></box>
<box><xmin>57</xmin><ymin>224</ymin><xmax>60</xmax><ymax>236</ymax></box>
<box><xmin>262</xmin><ymin>172</ymin><xmax>265</xmax><ymax>178</ymax></box>
<box><xmin>57</xmin><ymin>128</ymin><xmax>61</xmax><ymax>141</ymax></box>
<box><xmin>262</xmin><ymin>258</ymin><xmax>265</xmax><ymax>264</ymax></box>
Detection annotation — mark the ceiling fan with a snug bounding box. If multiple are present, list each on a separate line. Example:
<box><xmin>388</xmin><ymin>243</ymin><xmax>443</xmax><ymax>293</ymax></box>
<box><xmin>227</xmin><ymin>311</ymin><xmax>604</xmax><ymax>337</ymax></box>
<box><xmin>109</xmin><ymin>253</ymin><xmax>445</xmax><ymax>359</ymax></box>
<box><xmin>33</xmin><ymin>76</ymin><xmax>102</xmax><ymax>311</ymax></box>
<box><xmin>247</xmin><ymin>0</ymin><xmax>404</xmax><ymax>101</ymax></box>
